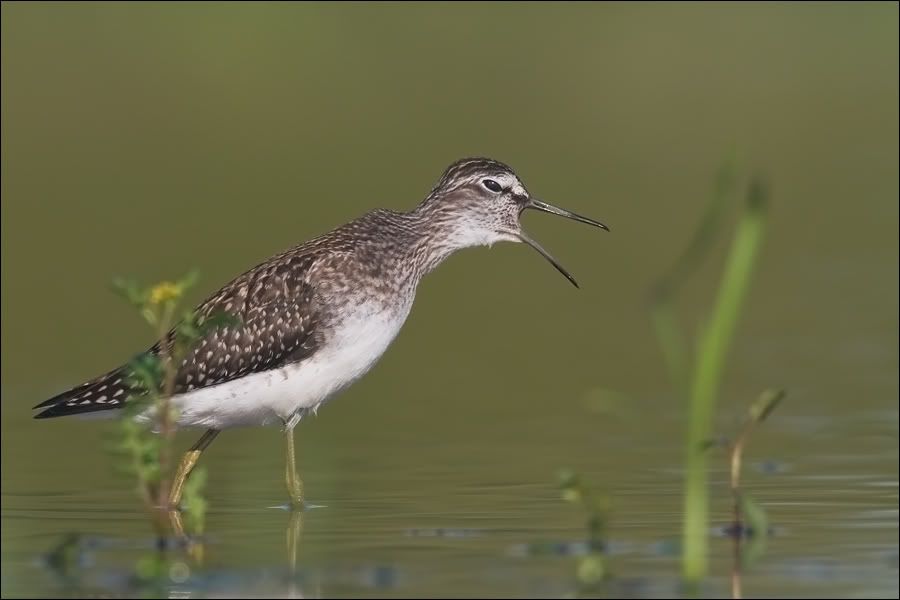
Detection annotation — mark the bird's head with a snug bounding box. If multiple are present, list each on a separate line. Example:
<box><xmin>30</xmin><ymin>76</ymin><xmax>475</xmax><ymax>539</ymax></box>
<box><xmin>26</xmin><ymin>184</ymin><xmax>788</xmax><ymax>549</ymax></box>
<box><xmin>416</xmin><ymin>157</ymin><xmax>608</xmax><ymax>287</ymax></box>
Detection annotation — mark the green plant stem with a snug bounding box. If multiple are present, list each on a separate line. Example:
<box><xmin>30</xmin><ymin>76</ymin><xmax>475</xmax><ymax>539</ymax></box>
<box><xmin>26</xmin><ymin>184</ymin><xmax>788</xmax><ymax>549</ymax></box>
<box><xmin>650</xmin><ymin>163</ymin><xmax>736</xmax><ymax>421</ymax></box>
<box><xmin>682</xmin><ymin>179</ymin><xmax>768</xmax><ymax>584</ymax></box>
<box><xmin>155</xmin><ymin>300</ymin><xmax>177</xmax><ymax>515</ymax></box>
<box><xmin>651</xmin><ymin>299</ymin><xmax>691</xmax><ymax>400</ymax></box>
<box><xmin>730</xmin><ymin>420</ymin><xmax>752</xmax><ymax>600</ymax></box>
<box><xmin>656</xmin><ymin>163</ymin><xmax>736</xmax><ymax>296</ymax></box>
<box><xmin>729</xmin><ymin>388</ymin><xmax>783</xmax><ymax>599</ymax></box>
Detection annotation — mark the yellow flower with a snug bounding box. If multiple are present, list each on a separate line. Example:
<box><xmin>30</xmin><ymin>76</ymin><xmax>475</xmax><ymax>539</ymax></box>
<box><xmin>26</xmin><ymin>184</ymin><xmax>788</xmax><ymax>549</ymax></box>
<box><xmin>149</xmin><ymin>282</ymin><xmax>180</xmax><ymax>305</ymax></box>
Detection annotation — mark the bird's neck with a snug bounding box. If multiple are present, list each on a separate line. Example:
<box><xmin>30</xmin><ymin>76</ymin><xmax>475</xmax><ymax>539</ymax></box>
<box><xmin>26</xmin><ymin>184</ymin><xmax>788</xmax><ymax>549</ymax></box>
<box><xmin>346</xmin><ymin>202</ymin><xmax>496</xmax><ymax>288</ymax></box>
<box><xmin>401</xmin><ymin>203</ymin><xmax>492</xmax><ymax>279</ymax></box>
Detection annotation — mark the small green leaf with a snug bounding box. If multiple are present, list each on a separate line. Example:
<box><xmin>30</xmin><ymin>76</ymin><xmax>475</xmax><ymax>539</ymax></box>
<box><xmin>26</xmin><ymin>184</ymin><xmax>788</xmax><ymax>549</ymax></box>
<box><xmin>182</xmin><ymin>467</ymin><xmax>208</xmax><ymax>533</ymax></box>
<box><xmin>740</xmin><ymin>494</ymin><xmax>768</xmax><ymax>537</ymax></box>
<box><xmin>558</xmin><ymin>469</ymin><xmax>579</xmax><ymax>489</ymax></box>
<box><xmin>135</xmin><ymin>553</ymin><xmax>169</xmax><ymax>582</ymax></box>
<box><xmin>140</xmin><ymin>306</ymin><xmax>159</xmax><ymax>327</ymax></box>
<box><xmin>748</xmin><ymin>389</ymin><xmax>785</xmax><ymax>423</ymax></box>
<box><xmin>176</xmin><ymin>269</ymin><xmax>201</xmax><ymax>293</ymax></box>
<box><xmin>111</xmin><ymin>277</ymin><xmax>149</xmax><ymax>307</ymax></box>
<box><xmin>177</xmin><ymin>318</ymin><xmax>200</xmax><ymax>341</ymax></box>
<box><xmin>577</xmin><ymin>554</ymin><xmax>607</xmax><ymax>586</ymax></box>
<box><xmin>561</xmin><ymin>488</ymin><xmax>581</xmax><ymax>504</ymax></box>
<box><xmin>739</xmin><ymin>493</ymin><xmax>769</xmax><ymax>566</ymax></box>
<box><xmin>127</xmin><ymin>353</ymin><xmax>164</xmax><ymax>393</ymax></box>
<box><xmin>197</xmin><ymin>311</ymin><xmax>242</xmax><ymax>335</ymax></box>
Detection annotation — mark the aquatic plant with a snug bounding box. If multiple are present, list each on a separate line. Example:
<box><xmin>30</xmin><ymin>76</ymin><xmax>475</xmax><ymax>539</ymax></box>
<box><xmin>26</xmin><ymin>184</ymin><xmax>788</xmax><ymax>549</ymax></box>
<box><xmin>727</xmin><ymin>389</ymin><xmax>784</xmax><ymax>599</ymax></box>
<box><xmin>649</xmin><ymin>167</ymin><xmax>771</xmax><ymax>585</ymax></box>
<box><xmin>107</xmin><ymin>271</ymin><xmax>235</xmax><ymax>561</ymax></box>
<box><xmin>558</xmin><ymin>469</ymin><xmax>611</xmax><ymax>590</ymax></box>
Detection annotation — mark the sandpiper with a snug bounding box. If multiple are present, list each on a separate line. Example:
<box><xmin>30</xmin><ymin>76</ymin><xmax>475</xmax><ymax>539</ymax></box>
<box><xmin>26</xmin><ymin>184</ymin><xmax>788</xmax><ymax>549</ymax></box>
<box><xmin>33</xmin><ymin>157</ymin><xmax>608</xmax><ymax>508</ymax></box>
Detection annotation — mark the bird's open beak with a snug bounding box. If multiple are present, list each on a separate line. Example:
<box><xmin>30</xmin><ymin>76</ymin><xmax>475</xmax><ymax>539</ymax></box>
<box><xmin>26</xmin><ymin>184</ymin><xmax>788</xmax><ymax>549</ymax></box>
<box><xmin>518</xmin><ymin>198</ymin><xmax>608</xmax><ymax>288</ymax></box>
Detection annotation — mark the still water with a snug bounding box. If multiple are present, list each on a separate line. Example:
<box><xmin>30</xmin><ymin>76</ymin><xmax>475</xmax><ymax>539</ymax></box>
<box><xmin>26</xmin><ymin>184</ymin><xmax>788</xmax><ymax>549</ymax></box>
<box><xmin>2</xmin><ymin>4</ymin><xmax>897</xmax><ymax>598</ymax></box>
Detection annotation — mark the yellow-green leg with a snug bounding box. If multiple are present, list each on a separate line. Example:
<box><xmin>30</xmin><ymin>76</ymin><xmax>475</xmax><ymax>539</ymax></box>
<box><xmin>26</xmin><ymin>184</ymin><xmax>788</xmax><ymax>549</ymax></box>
<box><xmin>286</xmin><ymin>510</ymin><xmax>303</xmax><ymax>572</ymax></box>
<box><xmin>168</xmin><ymin>505</ymin><xmax>207</xmax><ymax>564</ymax></box>
<box><xmin>169</xmin><ymin>429</ymin><xmax>220</xmax><ymax>509</ymax></box>
<box><xmin>284</xmin><ymin>426</ymin><xmax>304</xmax><ymax>509</ymax></box>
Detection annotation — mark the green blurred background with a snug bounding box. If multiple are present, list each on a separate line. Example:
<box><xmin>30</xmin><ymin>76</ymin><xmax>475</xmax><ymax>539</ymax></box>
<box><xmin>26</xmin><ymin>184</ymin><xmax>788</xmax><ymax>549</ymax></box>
<box><xmin>2</xmin><ymin>3</ymin><xmax>897</xmax><ymax>598</ymax></box>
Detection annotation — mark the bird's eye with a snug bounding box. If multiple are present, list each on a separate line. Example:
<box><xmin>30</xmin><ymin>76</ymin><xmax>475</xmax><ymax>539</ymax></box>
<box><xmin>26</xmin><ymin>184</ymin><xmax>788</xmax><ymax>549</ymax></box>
<box><xmin>482</xmin><ymin>179</ymin><xmax>503</xmax><ymax>193</ymax></box>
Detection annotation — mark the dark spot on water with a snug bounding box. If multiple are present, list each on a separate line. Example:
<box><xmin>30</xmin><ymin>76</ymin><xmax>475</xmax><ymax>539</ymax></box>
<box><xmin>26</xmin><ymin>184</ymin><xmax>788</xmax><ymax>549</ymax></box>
<box><xmin>716</xmin><ymin>522</ymin><xmax>776</xmax><ymax>539</ymax></box>
<box><xmin>647</xmin><ymin>538</ymin><xmax>681</xmax><ymax>557</ymax></box>
<box><xmin>755</xmin><ymin>459</ymin><xmax>789</xmax><ymax>475</ymax></box>
<box><xmin>403</xmin><ymin>527</ymin><xmax>483</xmax><ymax>538</ymax></box>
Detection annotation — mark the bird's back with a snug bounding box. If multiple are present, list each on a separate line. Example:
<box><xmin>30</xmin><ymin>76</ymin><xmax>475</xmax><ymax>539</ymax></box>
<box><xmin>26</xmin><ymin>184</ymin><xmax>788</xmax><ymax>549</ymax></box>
<box><xmin>33</xmin><ymin>209</ymin><xmax>419</xmax><ymax>421</ymax></box>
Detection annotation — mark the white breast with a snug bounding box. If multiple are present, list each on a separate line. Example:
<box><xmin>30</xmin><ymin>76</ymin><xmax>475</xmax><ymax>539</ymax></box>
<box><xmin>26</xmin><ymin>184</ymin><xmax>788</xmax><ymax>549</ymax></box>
<box><xmin>167</xmin><ymin>299</ymin><xmax>413</xmax><ymax>429</ymax></box>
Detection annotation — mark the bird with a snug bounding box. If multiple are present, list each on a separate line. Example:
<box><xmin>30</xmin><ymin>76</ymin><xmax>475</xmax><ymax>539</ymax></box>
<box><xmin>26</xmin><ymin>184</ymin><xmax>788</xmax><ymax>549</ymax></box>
<box><xmin>33</xmin><ymin>157</ymin><xmax>608</xmax><ymax>509</ymax></box>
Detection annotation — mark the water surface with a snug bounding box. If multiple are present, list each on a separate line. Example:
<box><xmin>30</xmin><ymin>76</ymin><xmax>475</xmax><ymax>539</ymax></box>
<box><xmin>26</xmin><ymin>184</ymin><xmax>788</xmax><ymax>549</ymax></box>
<box><xmin>2</xmin><ymin>4</ymin><xmax>897</xmax><ymax>598</ymax></box>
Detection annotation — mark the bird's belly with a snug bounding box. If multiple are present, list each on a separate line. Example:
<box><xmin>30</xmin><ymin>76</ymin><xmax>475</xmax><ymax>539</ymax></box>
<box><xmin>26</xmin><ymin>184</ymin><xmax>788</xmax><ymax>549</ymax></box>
<box><xmin>169</xmin><ymin>301</ymin><xmax>412</xmax><ymax>429</ymax></box>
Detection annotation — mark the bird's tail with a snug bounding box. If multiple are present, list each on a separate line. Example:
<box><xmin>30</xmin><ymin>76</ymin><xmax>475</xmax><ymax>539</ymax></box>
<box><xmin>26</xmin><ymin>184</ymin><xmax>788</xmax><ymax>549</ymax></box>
<box><xmin>33</xmin><ymin>368</ymin><xmax>134</xmax><ymax>419</ymax></box>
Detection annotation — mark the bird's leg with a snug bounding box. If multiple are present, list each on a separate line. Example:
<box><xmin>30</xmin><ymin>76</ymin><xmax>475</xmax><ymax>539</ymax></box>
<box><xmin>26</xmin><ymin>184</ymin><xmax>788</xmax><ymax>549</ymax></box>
<box><xmin>168</xmin><ymin>507</ymin><xmax>208</xmax><ymax>564</ymax></box>
<box><xmin>284</xmin><ymin>425</ymin><xmax>304</xmax><ymax>509</ymax></box>
<box><xmin>169</xmin><ymin>428</ymin><xmax>220</xmax><ymax>509</ymax></box>
<box><xmin>286</xmin><ymin>510</ymin><xmax>303</xmax><ymax>573</ymax></box>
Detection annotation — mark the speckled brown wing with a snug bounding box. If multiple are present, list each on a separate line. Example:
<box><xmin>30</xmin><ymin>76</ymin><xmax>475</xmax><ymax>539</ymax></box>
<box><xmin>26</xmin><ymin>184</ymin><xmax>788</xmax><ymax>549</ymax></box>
<box><xmin>33</xmin><ymin>250</ymin><xmax>322</xmax><ymax>419</ymax></box>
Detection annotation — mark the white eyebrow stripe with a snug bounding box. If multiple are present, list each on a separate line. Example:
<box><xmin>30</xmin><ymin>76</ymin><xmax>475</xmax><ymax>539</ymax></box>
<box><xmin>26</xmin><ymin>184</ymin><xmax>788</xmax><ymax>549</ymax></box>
<box><xmin>456</xmin><ymin>172</ymin><xmax>522</xmax><ymax>191</ymax></box>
